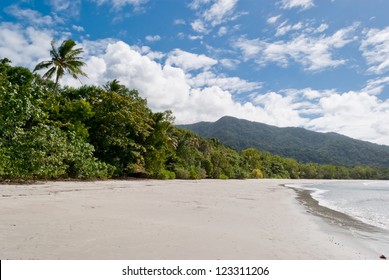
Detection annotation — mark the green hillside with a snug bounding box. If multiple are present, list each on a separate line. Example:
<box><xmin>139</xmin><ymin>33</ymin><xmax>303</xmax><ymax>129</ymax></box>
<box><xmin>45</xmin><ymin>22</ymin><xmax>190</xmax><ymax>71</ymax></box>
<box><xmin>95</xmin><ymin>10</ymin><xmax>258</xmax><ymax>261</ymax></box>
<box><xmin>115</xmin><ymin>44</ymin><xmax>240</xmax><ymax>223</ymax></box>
<box><xmin>178</xmin><ymin>116</ymin><xmax>389</xmax><ymax>167</ymax></box>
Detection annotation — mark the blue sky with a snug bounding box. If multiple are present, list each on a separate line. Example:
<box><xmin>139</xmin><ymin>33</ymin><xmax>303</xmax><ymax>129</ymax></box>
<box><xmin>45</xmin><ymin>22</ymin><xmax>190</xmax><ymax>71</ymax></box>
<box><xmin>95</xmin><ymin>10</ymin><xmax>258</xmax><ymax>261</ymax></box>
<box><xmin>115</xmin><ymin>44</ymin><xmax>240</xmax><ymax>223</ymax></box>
<box><xmin>1</xmin><ymin>0</ymin><xmax>389</xmax><ymax>145</ymax></box>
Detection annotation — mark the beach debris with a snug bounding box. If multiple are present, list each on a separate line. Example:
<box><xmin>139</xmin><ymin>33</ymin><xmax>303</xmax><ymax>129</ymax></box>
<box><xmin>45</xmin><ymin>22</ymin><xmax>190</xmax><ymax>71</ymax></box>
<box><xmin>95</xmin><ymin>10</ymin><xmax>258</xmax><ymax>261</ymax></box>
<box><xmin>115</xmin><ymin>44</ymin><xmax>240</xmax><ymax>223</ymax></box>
<box><xmin>379</xmin><ymin>255</ymin><xmax>386</xmax><ymax>259</ymax></box>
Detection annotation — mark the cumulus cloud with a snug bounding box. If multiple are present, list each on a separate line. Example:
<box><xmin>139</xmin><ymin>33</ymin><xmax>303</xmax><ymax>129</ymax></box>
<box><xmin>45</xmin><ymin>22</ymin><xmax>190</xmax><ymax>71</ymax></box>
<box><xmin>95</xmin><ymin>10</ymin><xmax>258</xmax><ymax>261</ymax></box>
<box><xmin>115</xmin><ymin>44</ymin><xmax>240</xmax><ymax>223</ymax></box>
<box><xmin>279</xmin><ymin>0</ymin><xmax>314</xmax><ymax>10</ymax></box>
<box><xmin>308</xmin><ymin>91</ymin><xmax>389</xmax><ymax>145</ymax></box>
<box><xmin>360</xmin><ymin>26</ymin><xmax>389</xmax><ymax>74</ymax></box>
<box><xmin>165</xmin><ymin>49</ymin><xmax>218</xmax><ymax>71</ymax></box>
<box><xmin>0</xmin><ymin>22</ymin><xmax>53</xmax><ymax>69</ymax></box>
<box><xmin>234</xmin><ymin>24</ymin><xmax>358</xmax><ymax>71</ymax></box>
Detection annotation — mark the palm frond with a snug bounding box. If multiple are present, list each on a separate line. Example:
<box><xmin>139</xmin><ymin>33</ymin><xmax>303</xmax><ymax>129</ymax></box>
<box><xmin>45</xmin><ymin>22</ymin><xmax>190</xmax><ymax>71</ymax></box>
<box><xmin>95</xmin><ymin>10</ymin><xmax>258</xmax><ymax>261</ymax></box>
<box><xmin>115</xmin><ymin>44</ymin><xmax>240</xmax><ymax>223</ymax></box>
<box><xmin>42</xmin><ymin>67</ymin><xmax>56</xmax><ymax>80</ymax></box>
<box><xmin>33</xmin><ymin>60</ymin><xmax>53</xmax><ymax>72</ymax></box>
<box><xmin>59</xmin><ymin>40</ymin><xmax>77</xmax><ymax>58</ymax></box>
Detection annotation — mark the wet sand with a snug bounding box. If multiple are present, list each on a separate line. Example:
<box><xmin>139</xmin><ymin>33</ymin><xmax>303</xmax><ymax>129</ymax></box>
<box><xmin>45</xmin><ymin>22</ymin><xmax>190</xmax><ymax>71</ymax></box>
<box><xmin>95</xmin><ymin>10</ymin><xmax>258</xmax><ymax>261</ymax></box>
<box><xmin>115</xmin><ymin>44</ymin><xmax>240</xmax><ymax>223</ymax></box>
<box><xmin>0</xmin><ymin>179</ymin><xmax>377</xmax><ymax>259</ymax></box>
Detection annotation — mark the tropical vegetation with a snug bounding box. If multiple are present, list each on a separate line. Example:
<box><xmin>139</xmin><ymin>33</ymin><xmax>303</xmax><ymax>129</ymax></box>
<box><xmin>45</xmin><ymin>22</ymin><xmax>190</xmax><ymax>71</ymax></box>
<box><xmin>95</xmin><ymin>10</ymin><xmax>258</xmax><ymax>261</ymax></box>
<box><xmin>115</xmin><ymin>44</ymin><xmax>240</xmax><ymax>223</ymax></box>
<box><xmin>1</xmin><ymin>51</ymin><xmax>389</xmax><ymax>181</ymax></box>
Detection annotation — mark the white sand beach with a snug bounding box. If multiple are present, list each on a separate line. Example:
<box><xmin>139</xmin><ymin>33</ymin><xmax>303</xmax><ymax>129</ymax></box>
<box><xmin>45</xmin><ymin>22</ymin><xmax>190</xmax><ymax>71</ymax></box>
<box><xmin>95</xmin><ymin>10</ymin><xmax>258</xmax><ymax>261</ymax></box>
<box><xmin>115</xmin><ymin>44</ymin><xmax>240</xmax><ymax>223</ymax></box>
<box><xmin>0</xmin><ymin>179</ymin><xmax>376</xmax><ymax>259</ymax></box>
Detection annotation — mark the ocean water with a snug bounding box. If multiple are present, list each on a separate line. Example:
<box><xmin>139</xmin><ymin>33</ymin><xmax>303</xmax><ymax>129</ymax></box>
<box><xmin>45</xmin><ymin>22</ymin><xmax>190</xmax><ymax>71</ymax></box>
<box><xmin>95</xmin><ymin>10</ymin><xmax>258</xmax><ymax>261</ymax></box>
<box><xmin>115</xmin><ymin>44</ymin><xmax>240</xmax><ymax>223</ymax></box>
<box><xmin>287</xmin><ymin>181</ymin><xmax>389</xmax><ymax>230</ymax></box>
<box><xmin>286</xmin><ymin>181</ymin><xmax>389</xmax><ymax>257</ymax></box>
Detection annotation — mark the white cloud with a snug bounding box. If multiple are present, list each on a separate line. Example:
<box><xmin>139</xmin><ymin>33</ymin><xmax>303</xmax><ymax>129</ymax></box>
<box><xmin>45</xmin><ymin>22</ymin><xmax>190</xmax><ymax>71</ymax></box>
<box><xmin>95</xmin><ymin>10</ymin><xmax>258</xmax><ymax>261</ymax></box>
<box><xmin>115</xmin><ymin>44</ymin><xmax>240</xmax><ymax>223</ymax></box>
<box><xmin>72</xmin><ymin>25</ymin><xmax>85</xmax><ymax>32</ymax></box>
<box><xmin>308</xmin><ymin>91</ymin><xmax>389</xmax><ymax>145</ymax></box>
<box><xmin>251</xmin><ymin>91</ymin><xmax>309</xmax><ymax>127</ymax></box>
<box><xmin>130</xmin><ymin>45</ymin><xmax>165</xmax><ymax>60</ymax></box>
<box><xmin>191</xmin><ymin>19</ymin><xmax>209</xmax><ymax>33</ymax></box>
<box><xmin>267</xmin><ymin>15</ymin><xmax>281</xmax><ymax>25</ymax></box>
<box><xmin>218</xmin><ymin>26</ymin><xmax>228</xmax><ymax>36</ymax></box>
<box><xmin>165</xmin><ymin>49</ymin><xmax>218</xmax><ymax>71</ymax></box>
<box><xmin>362</xmin><ymin>76</ymin><xmax>389</xmax><ymax>95</ymax></box>
<box><xmin>47</xmin><ymin>0</ymin><xmax>81</xmax><ymax>16</ymax></box>
<box><xmin>91</xmin><ymin>0</ymin><xmax>149</xmax><ymax>10</ymax></box>
<box><xmin>316</xmin><ymin>23</ymin><xmax>329</xmax><ymax>33</ymax></box>
<box><xmin>275</xmin><ymin>21</ymin><xmax>303</xmax><ymax>36</ymax></box>
<box><xmin>233</xmin><ymin>38</ymin><xmax>262</xmax><ymax>61</ymax></box>
<box><xmin>5</xmin><ymin>5</ymin><xmax>58</xmax><ymax>26</ymax></box>
<box><xmin>0</xmin><ymin>23</ymin><xmax>53</xmax><ymax>69</ymax></box>
<box><xmin>175</xmin><ymin>86</ymin><xmax>267</xmax><ymax>124</ymax></box>
<box><xmin>279</xmin><ymin>0</ymin><xmax>314</xmax><ymax>10</ymax></box>
<box><xmin>234</xmin><ymin>24</ymin><xmax>358</xmax><ymax>71</ymax></box>
<box><xmin>360</xmin><ymin>26</ymin><xmax>389</xmax><ymax>74</ymax></box>
<box><xmin>188</xmin><ymin>35</ymin><xmax>204</xmax><ymax>40</ymax></box>
<box><xmin>189</xmin><ymin>0</ymin><xmax>240</xmax><ymax>33</ymax></box>
<box><xmin>81</xmin><ymin>38</ymin><xmax>118</xmax><ymax>57</ymax></box>
<box><xmin>189</xmin><ymin>71</ymin><xmax>262</xmax><ymax>94</ymax></box>
<box><xmin>80</xmin><ymin>41</ymin><xmax>190</xmax><ymax>111</ymax></box>
<box><xmin>249</xmin><ymin>83</ymin><xmax>389</xmax><ymax>145</ymax></box>
<box><xmin>219</xmin><ymin>58</ymin><xmax>240</xmax><ymax>69</ymax></box>
<box><xmin>203</xmin><ymin>0</ymin><xmax>239</xmax><ymax>26</ymax></box>
<box><xmin>145</xmin><ymin>35</ymin><xmax>161</xmax><ymax>42</ymax></box>
<box><xmin>189</xmin><ymin>0</ymin><xmax>212</xmax><ymax>10</ymax></box>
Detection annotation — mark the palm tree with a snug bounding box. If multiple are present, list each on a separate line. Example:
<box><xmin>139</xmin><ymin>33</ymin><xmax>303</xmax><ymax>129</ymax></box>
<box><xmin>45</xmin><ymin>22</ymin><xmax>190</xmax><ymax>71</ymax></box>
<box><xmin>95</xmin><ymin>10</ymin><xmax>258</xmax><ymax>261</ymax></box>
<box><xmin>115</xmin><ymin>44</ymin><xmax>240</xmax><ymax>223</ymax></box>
<box><xmin>103</xmin><ymin>79</ymin><xmax>123</xmax><ymax>93</ymax></box>
<box><xmin>34</xmin><ymin>39</ymin><xmax>87</xmax><ymax>89</ymax></box>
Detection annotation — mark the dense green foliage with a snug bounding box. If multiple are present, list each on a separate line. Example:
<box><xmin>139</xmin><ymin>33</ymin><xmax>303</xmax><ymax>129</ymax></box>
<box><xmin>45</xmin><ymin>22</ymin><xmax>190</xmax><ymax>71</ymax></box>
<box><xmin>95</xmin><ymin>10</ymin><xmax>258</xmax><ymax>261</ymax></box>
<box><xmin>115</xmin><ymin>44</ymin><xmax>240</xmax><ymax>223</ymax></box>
<box><xmin>1</xmin><ymin>59</ymin><xmax>389</xmax><ymax>181</ymax></box>
<box><xmin>179</xmin><ymin>116</ymin><xmax>389</xmax><ymax>167</ymax></box>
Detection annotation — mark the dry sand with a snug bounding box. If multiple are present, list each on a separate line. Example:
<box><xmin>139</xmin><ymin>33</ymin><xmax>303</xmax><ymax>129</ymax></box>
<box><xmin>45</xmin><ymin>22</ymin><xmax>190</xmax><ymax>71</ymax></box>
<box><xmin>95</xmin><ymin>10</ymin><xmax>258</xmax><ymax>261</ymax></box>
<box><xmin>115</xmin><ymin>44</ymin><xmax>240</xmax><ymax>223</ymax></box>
<box><xmin>0</xmin><ymin>179</ymin><xmax>376</xmax><ymax>259</ymax></box>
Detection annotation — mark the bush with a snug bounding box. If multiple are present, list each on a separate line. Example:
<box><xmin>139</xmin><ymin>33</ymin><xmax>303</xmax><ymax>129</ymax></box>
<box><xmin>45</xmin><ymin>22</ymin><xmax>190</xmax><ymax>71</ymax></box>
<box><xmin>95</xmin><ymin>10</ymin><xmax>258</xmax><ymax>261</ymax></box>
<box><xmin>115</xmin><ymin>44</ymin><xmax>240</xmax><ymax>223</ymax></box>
<box><xmin>157</xmin><ymin>169</ymin><xmax>176</xmax><ymax>180</ymax></box>
<box><xmin>174</xmin><ymin>167</ymin><xmax>191</xmax><ymax>179</ymax></box>
<box><xmin>190</xmin><ymin>167</ymin><xmax>208</xmax><ymax>179</ymax></box>
<box><xmin>251</xmin><ymin>169</ymin><xmax>264</xmax><ymax>179</ymax></box>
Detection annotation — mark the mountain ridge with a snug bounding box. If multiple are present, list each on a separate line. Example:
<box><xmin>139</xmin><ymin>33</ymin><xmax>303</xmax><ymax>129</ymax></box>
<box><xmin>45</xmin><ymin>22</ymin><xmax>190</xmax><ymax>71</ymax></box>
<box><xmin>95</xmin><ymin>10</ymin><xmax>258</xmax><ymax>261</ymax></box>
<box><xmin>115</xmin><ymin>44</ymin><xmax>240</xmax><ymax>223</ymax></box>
<box><xmin>178</xmin><ymin>116</ymin><xmax>389</xmax><ymax>167</ymax></box>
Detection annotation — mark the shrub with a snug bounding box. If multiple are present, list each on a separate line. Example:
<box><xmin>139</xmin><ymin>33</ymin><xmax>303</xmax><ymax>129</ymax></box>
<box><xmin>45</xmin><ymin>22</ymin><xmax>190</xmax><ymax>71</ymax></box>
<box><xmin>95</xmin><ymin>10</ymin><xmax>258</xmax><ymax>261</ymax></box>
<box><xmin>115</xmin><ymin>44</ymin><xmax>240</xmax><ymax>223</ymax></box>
<box><xmin>174</xmin><ymin>167</ymin><xmax>191</xmax><ymax>179</ymax></box>
<box><xmin>157</xmin><ymin>169</ymin><xmax>176</xmax><ymax>180</ymax></box>
<box><xmin>251</xmin><ymin>169</ymin><xmax>264</xmax><ymax>179</ymax></box>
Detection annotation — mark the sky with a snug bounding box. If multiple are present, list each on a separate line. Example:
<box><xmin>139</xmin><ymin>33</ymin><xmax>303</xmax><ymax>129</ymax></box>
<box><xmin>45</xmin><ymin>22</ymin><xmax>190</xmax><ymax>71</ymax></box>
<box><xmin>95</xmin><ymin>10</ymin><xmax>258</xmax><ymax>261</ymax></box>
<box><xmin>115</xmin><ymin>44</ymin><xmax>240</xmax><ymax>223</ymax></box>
<box><xmin>1</xmin><ymin>0</ymin><xmax>389</xmax><ymax>146</ymax></box>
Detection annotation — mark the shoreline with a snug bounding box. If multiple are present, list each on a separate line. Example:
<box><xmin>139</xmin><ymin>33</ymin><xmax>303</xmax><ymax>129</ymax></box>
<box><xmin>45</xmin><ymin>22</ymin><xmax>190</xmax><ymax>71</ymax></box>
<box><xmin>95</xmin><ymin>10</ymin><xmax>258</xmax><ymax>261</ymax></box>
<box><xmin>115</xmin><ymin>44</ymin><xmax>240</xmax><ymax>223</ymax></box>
<box><xmin>0</xmin><ymin>179</ymin><xmax>380</xmax><ymax>259</ymax></box>
<box><xmin>286</xmin><ymin>183</ymin><xmax>389</xmax><ymax>259</ymax></box>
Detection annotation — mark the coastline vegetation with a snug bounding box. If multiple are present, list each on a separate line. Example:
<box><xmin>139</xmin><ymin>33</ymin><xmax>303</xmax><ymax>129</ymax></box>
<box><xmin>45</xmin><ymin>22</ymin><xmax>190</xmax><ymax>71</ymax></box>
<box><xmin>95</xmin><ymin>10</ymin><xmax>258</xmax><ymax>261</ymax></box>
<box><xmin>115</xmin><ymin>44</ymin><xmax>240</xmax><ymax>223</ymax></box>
<box><xmin>1</xmin><ymin>48</ymin><xmax>389</xmax><ymax>181</ymax></box>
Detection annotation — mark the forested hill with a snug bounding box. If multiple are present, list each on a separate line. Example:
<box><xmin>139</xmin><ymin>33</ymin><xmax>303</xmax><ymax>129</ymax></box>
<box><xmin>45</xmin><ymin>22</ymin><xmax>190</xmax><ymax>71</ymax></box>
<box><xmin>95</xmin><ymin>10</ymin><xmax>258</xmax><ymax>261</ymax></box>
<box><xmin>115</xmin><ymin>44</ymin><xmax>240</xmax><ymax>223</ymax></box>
<box><xmin>178</xmin><ymin>116</ymin><xmax>389</xmax><ymax>167</ymax></box>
